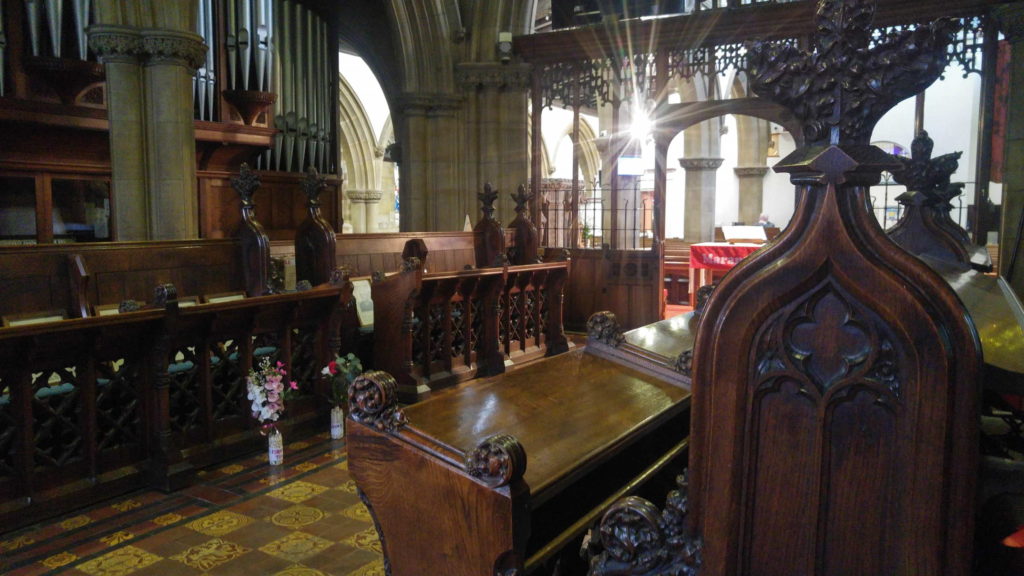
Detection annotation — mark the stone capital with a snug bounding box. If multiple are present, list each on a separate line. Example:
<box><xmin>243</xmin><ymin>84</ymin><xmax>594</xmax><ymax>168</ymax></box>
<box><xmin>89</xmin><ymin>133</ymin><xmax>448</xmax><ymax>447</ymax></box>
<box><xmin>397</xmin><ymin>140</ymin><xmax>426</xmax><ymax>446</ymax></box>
<box><xmin>734</xmin><ymin>166</ymin><xmax>771</xmax><ymax>178</ymax></box>
<box><xmin>678</xmin><ymin>157</ymin><xmax>725</xmax><ymax>171</ymax></box>
<box><xmin>994</xmin><ymin>5</ymin><xmax>1024</xmax><ymax>43</ymax></box>
<box><xmin>347</xmin><ymin>189</ymin><xmax>385</xmax><ymax>204</ymax></box>
<box><xmin>88</xmin><ymin>25</ymin><xmax>143</xmax><ymax>64</ymax></box>
<box><xmin>140</xmin><ymin>29</ymin><xmax>207</xmax><ymax>71</ymax></box>
<box><xmin>399</xmin><ymin>92</ymin><xmax>463</xmax><ymax>117</ymax></box>
<box><xmin>455</xmin><ymin>63</ymin><xmax>532</xmax><ymax>91</ymax></box>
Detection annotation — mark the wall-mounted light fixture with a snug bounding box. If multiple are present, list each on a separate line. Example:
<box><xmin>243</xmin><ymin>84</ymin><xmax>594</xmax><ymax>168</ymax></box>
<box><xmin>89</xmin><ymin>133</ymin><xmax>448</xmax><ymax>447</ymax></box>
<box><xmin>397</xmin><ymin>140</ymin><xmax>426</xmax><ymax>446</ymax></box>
<box><xmin>497</xmin><ymin>32</ymin><xmax>513</xmax><ymax>64</ymax></box>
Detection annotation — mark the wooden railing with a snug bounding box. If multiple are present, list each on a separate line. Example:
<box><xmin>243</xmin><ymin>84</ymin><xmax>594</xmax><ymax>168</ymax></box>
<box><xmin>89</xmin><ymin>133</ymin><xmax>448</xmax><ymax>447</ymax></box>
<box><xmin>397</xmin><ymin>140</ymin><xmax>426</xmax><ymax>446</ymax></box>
<box><xmin>0</xmin><ymin>284</ymin><xmax>345</xmax><ymax>531</ymax></box>
<box><xmin>371</xmin><ymin>255</ymin><xmax>570</xmax><ymax>402</ymax></box>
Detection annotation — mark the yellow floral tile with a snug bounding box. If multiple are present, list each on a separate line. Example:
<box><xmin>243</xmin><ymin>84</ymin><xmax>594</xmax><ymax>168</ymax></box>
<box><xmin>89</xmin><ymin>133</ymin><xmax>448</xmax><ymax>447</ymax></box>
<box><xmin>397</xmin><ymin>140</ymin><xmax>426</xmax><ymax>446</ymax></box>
<box><xmin>42</xmin><ymin>551</ymin><xmax>78</xmax><ymax>569</ymax></box>
<box><xmin>188</xmin><ymin>510</ymin><xmax>254</xmax><ymax>536</ymax></box>
<box><xmin>171</xmin><ymin>538</ymin><xmax>249</xmax><ymax>571</ymax></box>
<box><xmin>328</xmin><ymin>449</ymin><xmax>345</xmax><ymax>459</ymax></box>
<box><xmin>335</xmin><ymin>460</ymin><xmax>349</xmax><ymax>471</ymax></box>
<box><xmin>77</xmin><ymin>545</ymin><xmax>160</xmax><ymax>576</ymax></box>
<box><xmin>289</xmin><ymin>441</ymin><xmax>310</xmax><ymax>450</ymax></box>
<box><xmin>260</xmin><ymin>475</ymin><xmax>289</xmax><ymax>486</ymax></box>
<box><xmin>152</xmin><ymin>513</ymin><xmax>184</xmax><ymax>526</ymax></box>
<box><xmin>293</xmin><ymin>462</ymin><xmax>318</xmax><ymax>473</ymax></box>
<box><xmin>337</xmin><ymin>480</ymin><xmax>358</xmax><ymax>494</ymax></box>
<box><xmin>267</xmin><ymin>480</ymin><xmax>329</xmax><ymax>503</ymax></box>
<box><xmin>350</xmin><ymin>560</ymin><xmax>387</xmax><ymax>576</ymax></box>
<box><xmin>340</xmin><ymin>527</ymin><xmax>382</xmax><ymax>554</ymax></box>
<box><xmin>61</xmin><ymin>514</ymin><xmax>92</xmax><ymax>530</ymax></box>
<box><xmin>2</xmin><ymin>534</ymin><xmax>35</xmax><ymax>551</ymax></box>
<box><xmin>219</xmin><ymin>464</ymin><xmax>245</xmax><ymax>474</ymax></box>
<box><xmin>100</xmin><ymin>530</ymin><xmax>134</xmax><ymax>546</ymax></box>
<box><xmin>340</xmin><ymin>503</ymin><xmax>372</xmax><ymax>523</ymax></box>
<box><xmin>111</xmin><ymin>499</ymin><xmax>142</xmax><ymax>512</ymax></box>
<box><xmin>275</xmin><ymin>566</ymin><xmax>328</xmax><ymax>576</ymax></box>
<box><xmin>259</xmin><ymin>531</ymin><xmax>333</xmax><ymax>563</ymax></box>
<box><xmin>271</xmin><ymin>505</ymin><xmax>325</xmax><ymax>529</ymax></box>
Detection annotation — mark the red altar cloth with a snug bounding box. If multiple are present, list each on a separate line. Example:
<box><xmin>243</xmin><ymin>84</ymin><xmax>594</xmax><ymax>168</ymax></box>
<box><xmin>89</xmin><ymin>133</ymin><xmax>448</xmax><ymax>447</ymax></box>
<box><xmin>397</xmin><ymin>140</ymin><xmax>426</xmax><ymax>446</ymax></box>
<box><xmin>689</xmin><ymin>242</ymin><xmax>761</xmax><ymax>270</ymax></box>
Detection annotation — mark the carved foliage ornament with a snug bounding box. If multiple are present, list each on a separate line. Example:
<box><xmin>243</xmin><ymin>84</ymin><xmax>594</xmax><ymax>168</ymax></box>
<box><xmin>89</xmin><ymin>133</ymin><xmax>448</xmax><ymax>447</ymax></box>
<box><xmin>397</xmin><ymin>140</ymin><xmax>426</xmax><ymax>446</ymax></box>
<box><xmin>747</xmin><ymin>0</ymin><xmax>959</xmax><ymax>146</ymax></box>
<box><xmin>348</xmin><ymin>370</ymin><xmax>407</xmax><ymax>433</ymax></box>
<box><xmin>590</xmin><ymin>474</ymin><xmax>702</xmax><ymax>576</ymax></box>
<box><xmin>890</xmin><ymin>131</ymin><xmax>963</xmax><ymax>209</ymax></box>
<box><xmin>466</xmin><ymin>433</ymin><xmax>527</xmax><ymax>488</ymax></box>
<box><xmin>586</xmin><ymin>311</ymin><xmax>624</xmax><ymax>348</ymax></box>
<box><xmin>511</xmin><ymin>184</ymin><xmax>533</xmax><ymax>217</ymax></box>
<box><xmin>231</xmin><ymin>163</ymin><xmax>261</xmax><ymax>207</ymax></box>
<box><xmin>301</xmin><ymin>166</ymin><xmax>328</xmax><ymax>205</ymax></box>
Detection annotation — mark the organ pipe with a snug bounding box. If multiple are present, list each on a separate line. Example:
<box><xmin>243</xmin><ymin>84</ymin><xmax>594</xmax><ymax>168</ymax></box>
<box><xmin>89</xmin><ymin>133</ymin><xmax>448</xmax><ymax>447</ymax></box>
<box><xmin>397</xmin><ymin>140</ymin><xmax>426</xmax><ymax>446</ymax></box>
<box><xmin>187</xmin><ymin>0</ymin><xmax>333</xmax><ymax>174</ymax></box>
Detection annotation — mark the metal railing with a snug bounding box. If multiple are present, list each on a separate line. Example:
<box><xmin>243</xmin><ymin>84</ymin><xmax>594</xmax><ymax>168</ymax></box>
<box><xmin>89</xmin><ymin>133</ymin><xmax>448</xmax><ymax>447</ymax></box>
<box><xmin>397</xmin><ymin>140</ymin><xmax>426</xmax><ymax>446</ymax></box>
<box><xmin>538</xmin><ymin>181</ymin><xmax>655</xmax><ymax>250</ymax></box>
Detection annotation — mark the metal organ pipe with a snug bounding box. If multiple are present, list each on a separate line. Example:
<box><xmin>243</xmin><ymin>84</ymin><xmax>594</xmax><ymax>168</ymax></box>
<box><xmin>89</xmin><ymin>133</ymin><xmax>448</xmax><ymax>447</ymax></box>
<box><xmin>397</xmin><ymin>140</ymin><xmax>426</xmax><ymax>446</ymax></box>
<box><xmin>188</xmin><ymin>0</ymin><xmax>332</xmax><ymax>174</ymax></box>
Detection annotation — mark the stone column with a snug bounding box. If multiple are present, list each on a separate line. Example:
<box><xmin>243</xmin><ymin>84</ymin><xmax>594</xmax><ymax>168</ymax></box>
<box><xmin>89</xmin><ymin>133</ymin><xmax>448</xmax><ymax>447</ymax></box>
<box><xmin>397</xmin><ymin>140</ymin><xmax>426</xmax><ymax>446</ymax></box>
<box><xmin>456</xmin><ymin>63</ymin><xmax>532</xmax><ymax>231</ymax></box>
<box><xmin>398</xmin><ymin>94</ymin><xmax>464</xmax><ymax>231</ymax></box>
<box><xmin>734</xmin><ymin>166</ymin><xmax>771</xmax><ymax>225</ymax></box>
<box><xmin>679</xmin><ymin>157</ymin><xmax>724</xmax><ymax>243</ymax></box>
<box><xmin>346</xmin><ymin>189</ymin><xmax>383</xmax><ymax>233</ymax></box>
<box><xmin>994</xmin><ymin>5</ymin><xmax>1024</xmax><ymax>294</ymax></box>
<box><xmin>89</xmin><ymin>25</ymin><xmax>147</xmax><ymax>240</ymax></box>
<box><xmin>140</xmin><ymin>29</ymin><xmax>206</xmax><ymax>239</ymax></box>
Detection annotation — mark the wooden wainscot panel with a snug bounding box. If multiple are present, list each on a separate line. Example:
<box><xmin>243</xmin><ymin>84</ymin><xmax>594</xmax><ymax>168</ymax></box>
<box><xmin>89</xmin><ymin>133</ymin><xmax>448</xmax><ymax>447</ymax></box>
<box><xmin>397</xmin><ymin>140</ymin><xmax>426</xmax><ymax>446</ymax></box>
<box><xmin>564</xmin><ymin>248</ymin><xmax>661</xmax><ymax>332</ymax></box>
<box><xmin>199</xmin><ymin>169</ymin><xmax>340</xmax><ymax>240</ymax></box>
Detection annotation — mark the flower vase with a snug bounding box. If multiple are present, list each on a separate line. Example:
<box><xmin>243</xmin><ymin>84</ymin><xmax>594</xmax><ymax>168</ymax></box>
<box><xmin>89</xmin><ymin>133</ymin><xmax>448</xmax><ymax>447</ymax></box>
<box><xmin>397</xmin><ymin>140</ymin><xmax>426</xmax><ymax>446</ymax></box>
<box><xmin>268</xmin><ymin>428</ymin><xmax>284</xmax><ymax>466</ymax></box>
<box><xmin>330</xmin><ymin>405</ymin><xmax>345</xmax><ymax>439</ymax></box>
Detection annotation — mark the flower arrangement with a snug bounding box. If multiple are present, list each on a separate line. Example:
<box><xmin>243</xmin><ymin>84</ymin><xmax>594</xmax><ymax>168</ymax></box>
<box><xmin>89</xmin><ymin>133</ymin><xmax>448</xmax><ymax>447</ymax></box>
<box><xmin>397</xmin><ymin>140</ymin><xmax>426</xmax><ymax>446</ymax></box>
<box><xmin>246</xmin><ymin>357</ymin><xmax>298</xmax><ymax>434</ymax></box>
<box><xmin>322</xmin><ymin>352</ymin><xmax>363</xmax><ymax>407</ymax></box>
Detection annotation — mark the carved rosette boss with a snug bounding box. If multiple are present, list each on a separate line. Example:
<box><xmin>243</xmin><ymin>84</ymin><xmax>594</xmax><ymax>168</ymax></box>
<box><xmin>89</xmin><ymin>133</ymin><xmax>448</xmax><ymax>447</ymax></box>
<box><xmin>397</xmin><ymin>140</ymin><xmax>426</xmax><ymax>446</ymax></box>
<box><xmin>348</xmin><ymin>370</ymin><xmax>407</xmax><ymax>433</ymax></box>
<box><xmin>466</xmin><ymin>433</ymin><xmax>527</xmax><ymax>488</ymax></box>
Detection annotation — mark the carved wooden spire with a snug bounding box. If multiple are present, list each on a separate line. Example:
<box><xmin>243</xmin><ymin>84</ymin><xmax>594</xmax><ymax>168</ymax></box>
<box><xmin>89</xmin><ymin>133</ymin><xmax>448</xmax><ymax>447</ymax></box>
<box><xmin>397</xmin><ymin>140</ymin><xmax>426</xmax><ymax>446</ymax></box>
<box><xmin>887</xmin><ymin>131</ymin><xmax>972</xmax><ymax>268</ymax></box>
<box><xmin>507</xmin><ymin>184</ymin><xmax>541</xmax><ymax>265</ymax></box>
<box><xmin>295</xmin><ymin>166</ymin><xmax>337</xmax><ymax>287</ymax></box>
<box><xmin>474</xmin><ymin>183</ymin><xmax>507</xmax><ymax>268</ymax></box>
<box><xmin>232</xmin><ymin>163</ymin><xmax>271</xmax><ymax>296</ymax></box>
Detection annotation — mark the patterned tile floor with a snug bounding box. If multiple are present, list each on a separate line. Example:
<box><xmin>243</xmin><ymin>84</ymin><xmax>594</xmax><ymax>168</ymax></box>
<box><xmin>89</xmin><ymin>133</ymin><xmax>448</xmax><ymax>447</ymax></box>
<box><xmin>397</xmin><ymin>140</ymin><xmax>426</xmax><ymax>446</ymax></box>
<box><xmin>0</xmin><ymin>433</ymin><xmax>384</xmax><ymax>576</ymax></box>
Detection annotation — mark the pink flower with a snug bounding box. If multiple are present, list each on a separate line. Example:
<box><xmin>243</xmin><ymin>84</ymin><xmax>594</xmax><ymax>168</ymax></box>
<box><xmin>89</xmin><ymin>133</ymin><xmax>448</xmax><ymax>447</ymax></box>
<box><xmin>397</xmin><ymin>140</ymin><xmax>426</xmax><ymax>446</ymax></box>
<box><xmin>328</xmin><ymin>361</ymin><xmax>339</xmax><ymax>375</ymax></box>
<box><xmin>289</xmin><ymin>381</ymin><xmax>298</xmax><ymax>390</ymax></box>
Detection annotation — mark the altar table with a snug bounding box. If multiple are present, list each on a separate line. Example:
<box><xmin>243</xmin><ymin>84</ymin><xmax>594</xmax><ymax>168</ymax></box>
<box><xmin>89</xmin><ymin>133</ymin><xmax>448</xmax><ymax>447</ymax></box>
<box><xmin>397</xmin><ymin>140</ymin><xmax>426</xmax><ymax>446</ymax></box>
<box><xmin>688</xmin><ymin>242</ymin><xmax>761</xmax><ymax>306</ymax></box>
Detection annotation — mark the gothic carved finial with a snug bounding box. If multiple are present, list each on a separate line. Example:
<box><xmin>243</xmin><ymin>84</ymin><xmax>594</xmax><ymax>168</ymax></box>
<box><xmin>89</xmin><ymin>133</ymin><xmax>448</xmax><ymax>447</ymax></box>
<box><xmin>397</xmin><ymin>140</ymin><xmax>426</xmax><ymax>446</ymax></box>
<box><xmin>152</xmin><ymin>283</ymin><xmax>178</xmax><ymax>308</ymax></box>
<box><xmin>511</xmin><ymin>184</ymin><xmax>533</xmax><ymax>217</ymax></box>
<box><xmin>673</xmin><ymin>349</ymin><xmax>694</xmax><ymax>376</ymax></box>
<box><xmin>890</xmin><ymin>131</ymin><xmax>964</xmax><ymax>207</ymax></box>
<box><xmin>589</xmin><ymin>474</ymin><xmax>702</xmax><ymax>575</ymax></box>
<box><xmin>348</xmin><ymin>371</ymin><xmax>407</xmax><ymax>433</ymax></box>
<box><xmin>748</xmin><ymin>0</ymin><xmax>959</xmax><ymax>146</ymax></box>
<box><xmin>466</xmin><ymin>434</ymin><xmax>527</xmax><ymax>488</ymax></box>
<box><xmin>330</xmin><ymin>265</ymin><xmax>354</xmax><ymax>286</ymax></box>
<box><xmin>231</xmin><ymin>163</ymin><xmax>261</xmax><ymax>207</ymax></box>
<box><xmin>301</xmin><ymin>165</ymin><xmax>328</xmax><ymax>206</ymax></box>
<box><xmin>479</xmin><ymin>182</ymin><xmax>499</xmax><ymax>219</ymax></box>
<box><xmin>586</xmin><ymin>311</ymin><xmax>625</xmax><ymax>347</ymax></box>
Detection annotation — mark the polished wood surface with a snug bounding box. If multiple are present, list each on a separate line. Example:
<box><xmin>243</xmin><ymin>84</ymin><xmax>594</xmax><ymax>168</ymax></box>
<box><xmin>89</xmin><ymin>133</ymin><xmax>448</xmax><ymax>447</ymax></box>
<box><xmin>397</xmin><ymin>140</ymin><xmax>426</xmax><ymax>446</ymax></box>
<box><xmin>348</xmin><ymin>344</ymin><xmax>691</xmax><ymax>575</ymax></box>
<box><xmin>405</xmin><ymin>349</ymin><xmax>688</xmax><ymax>496</ymax></box>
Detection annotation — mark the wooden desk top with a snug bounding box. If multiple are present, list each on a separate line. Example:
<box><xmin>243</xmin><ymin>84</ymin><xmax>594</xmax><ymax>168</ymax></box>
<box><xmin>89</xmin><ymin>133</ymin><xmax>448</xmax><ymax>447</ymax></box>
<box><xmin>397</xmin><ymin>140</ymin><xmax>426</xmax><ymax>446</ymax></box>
<box><xmin>401</xmin><ymin>348</ymin><xmax>690</xmax><ymax>500</ymax></box>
